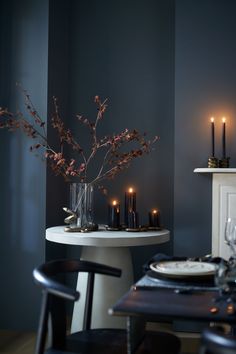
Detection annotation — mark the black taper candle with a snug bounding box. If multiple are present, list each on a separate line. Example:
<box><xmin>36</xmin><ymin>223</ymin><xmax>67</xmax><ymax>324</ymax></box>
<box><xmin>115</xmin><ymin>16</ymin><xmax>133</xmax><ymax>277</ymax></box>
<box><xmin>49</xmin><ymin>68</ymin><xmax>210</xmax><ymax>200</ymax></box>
<box><xmin>211</xmin><ymin>117</ymin><xmax>215</xmax><ymax>157</ymax></box>
<box><xmin>222</xmin><ymin>117</ymin><xmax>226</xmax><ymax>158</ymax></box>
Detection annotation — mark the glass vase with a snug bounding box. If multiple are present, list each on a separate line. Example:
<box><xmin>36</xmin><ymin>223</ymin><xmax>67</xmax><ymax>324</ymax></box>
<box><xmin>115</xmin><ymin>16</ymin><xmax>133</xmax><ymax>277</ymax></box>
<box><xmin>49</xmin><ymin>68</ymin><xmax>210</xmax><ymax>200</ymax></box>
<box><xmin>70</xmin><ymin>182</ymin><xmax>94</xmax><ymax>229</ymax></box>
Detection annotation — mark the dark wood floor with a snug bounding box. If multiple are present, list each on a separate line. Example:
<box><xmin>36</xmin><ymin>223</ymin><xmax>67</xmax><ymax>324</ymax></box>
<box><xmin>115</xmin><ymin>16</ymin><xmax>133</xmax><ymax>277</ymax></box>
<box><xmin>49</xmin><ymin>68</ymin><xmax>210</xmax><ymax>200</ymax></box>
<box><xmin>0</xmin><ymin>331</ymin><xmax>36</xmax><ymax>354</ymax></box>
<box><xmin>0</xmin><ymin>329</ymin><xmax>199</xmax><ymax>354</ymax></box>
<box><xmin>147</xmin><ymin>323</ymin><xmax>200</xmax><ymax>353</ymax></box>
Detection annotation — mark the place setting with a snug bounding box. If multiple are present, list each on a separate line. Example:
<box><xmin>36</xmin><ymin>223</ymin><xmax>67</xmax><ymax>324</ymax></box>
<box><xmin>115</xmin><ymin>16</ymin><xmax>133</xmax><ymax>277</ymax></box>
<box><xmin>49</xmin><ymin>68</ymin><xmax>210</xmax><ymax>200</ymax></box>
<box><xmin>132</xmin><ymin>251</ymin><xmax>236</xmax><ymax>320</ymax></box>
<box><xmin>135</xmin><ymin>221</ymin><xmax>236</xmax><ymax>318</ymax></box>
<box><xmin>139</xmin><ymin>217</ymin><xmax>236</xmax><ymax>299</ymax></box>
<box><xmin>131</xmin><ymin>253</ymin><xmax>219</xmax><ymax>294</ymax></box>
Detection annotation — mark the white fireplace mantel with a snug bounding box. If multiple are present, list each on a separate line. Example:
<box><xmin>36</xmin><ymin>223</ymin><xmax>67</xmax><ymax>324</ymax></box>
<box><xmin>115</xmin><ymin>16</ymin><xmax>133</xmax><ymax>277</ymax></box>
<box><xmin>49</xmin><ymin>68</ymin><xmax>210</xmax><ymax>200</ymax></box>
<box><xmin>194</xmin><ymin>168</ymin><xmax>236</xmax><ymax>259</ymax></box>
<box><xmin>194</xmin><ymin>168</ymin><xmax>236</xmax><ymax>173</ymax></box>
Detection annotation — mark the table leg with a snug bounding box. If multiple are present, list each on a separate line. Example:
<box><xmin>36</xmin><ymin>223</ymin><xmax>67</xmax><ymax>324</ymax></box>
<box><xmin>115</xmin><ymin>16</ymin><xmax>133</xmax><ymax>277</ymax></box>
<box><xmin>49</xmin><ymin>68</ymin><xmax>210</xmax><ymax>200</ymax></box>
<box><xmin>127</xmin><ymin>316</ymin><xmax>146</xmax><ymax>354</ymax></box>
<box><xmin>71</xmin><ymin>246</ymin><xmax>134</xmax><ymax>332</ymax></box>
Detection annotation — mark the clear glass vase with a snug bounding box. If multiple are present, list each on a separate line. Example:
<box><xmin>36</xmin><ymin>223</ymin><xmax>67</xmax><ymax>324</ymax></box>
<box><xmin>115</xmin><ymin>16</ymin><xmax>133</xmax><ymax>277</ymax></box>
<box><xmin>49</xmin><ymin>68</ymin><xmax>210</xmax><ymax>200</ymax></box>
<box><xmin>70</xmin><ymin>182</ymin><xmax>94</xmax><ymax>229</ymax></box>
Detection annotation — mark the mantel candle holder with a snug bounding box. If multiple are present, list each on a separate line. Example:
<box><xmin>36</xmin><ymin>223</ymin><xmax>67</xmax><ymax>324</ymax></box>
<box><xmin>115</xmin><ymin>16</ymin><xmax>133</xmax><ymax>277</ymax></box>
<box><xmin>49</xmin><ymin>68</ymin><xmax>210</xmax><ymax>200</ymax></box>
<box><xmin>219</xmin><ymin>157</ymin><xmax>230</xmax><ymax>168</ymax></box>
<box><xmin>208</xmin><ymin>156</ymin><xmax>219</xmax><ymax>168</ymax></box>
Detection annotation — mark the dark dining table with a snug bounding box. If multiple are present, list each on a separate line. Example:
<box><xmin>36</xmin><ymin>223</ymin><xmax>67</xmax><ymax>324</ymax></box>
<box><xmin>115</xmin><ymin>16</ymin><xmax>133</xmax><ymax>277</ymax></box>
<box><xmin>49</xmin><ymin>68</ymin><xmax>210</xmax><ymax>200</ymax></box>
<box><xmin>109</xmin><ymin>271</ymin><xmax>236</xmax><ymax>354</ymax></box>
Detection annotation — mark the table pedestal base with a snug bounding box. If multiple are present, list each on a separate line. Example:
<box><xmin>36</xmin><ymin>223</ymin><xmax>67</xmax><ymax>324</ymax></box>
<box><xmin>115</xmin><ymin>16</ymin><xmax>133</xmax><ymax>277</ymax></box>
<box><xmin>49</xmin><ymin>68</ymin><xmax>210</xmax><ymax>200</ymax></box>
<box><xmin>71</xmin><ymin>246</ymin><xmax>133</xmax><ymax>333</ymax></box>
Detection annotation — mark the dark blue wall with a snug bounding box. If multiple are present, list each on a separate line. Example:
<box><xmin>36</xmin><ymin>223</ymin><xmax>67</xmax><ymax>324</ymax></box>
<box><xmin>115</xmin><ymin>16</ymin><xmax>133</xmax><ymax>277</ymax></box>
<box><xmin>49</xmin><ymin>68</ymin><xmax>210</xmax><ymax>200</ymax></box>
<box><xmin>1</xmin><ymin>0</ymin><xmax>236</xmax><ymax>331</ymax></box>
<box><xmin>45</xmin><ymin>0</ymin><xmax>175</xmax><ymax>279</ymax></box>
<box><xmin>174</xmin><ymin>0</ymin><xmax>236</xmax><ymax>257</ymax></box>
<box><xmin>65</xmin><ymin>0</ymin><xmax>175</xmax><ymax>278</ymax></box>
<box><xmin>0</xmin><ymin>0</ymin><xmax>48</xmax><ymax>330</ymax></box>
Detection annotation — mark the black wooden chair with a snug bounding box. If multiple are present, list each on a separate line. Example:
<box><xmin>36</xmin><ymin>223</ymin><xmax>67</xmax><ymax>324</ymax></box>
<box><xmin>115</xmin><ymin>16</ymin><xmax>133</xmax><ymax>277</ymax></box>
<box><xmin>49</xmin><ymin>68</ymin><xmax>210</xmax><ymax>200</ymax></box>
<box><xmin>33</xmin><ymin>259</ymin><xmax>181</xmax><ymax>354</ymax></box>
<box><xmin>200</xmin><ymin>327</ymin><xmax>236</xmax><ymax>354</ymax></box>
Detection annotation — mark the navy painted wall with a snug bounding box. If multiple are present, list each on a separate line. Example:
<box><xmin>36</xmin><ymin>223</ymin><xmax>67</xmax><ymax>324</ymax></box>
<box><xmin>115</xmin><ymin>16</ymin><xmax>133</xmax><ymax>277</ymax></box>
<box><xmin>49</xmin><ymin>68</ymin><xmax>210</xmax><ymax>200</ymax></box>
<box><xmin>71</xmin><ymin>0</ymin><xmax>174</xmax><ymax>278</ymax></box>
<box><xmin>1</xmin><ymin>0</ymin><xmax>236</xmax><ymax>331</ymax></box>
<box><xmin>47</xmin><ymin>0</ymin><xmax>175</xmax><ymax>280</ymax></box>
<box><xmin>0</xmin><ymin>0</ymin><xmax>48</xmax><ymax>330</ymax></box>
<box><xmin>174</xmin><ymin>0</ymin><xmax>236</xmax><ymax>257</ymax></box>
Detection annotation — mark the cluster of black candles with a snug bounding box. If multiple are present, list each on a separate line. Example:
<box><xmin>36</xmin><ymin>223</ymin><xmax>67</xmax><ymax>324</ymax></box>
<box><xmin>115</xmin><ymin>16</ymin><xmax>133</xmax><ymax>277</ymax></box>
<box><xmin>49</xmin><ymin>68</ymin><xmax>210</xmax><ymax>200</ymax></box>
<box><xmin>107</xmin><ymin>187</ymin><xmax>161</xmax><ymax>231</ymax></box>
<box><xmin>209</xmin><ymin>117</ymin><xmax>229</xmax><ymax>167</ymax></box>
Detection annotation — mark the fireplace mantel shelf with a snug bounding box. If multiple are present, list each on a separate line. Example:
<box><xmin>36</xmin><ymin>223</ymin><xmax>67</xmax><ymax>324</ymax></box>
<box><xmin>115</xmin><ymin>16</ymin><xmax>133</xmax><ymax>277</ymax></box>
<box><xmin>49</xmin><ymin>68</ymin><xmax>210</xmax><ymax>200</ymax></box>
<box><xmin>194</xmin><ymin>168</ymin><xmax>236</xmax><ymax>173</ymax></box>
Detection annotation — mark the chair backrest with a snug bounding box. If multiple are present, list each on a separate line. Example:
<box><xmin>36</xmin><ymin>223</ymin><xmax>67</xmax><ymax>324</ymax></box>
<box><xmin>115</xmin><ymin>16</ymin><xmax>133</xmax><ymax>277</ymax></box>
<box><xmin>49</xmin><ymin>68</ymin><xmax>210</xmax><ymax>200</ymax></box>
<box><xmin>33</xmin><ymin>259</ymin><xmax>121</xmax><ymax>354</ymax></box>
<box><xmin>200</xmin><ymin>327</ymin><xmax>236</xmax><ymax>354</ymax></box>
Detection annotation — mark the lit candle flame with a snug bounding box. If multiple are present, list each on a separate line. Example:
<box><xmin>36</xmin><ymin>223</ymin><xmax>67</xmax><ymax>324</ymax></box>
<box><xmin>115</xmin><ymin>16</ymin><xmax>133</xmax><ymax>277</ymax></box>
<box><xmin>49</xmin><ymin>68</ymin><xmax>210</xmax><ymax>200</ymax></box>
<box><xmin>152</xmin><ymin>209</ymin><xmax>158</xmax><ymax>214</ymax></box>
<box><xmin>222</xmin><ymin>117</ymin><xmax>226</xmax><ymax>123</ymax></box>
<box><xmin>128</xmin><ymin>187</ymin><xmax>133</xmax><ymax>193</ymax></box>
<box><xmin>112</xmin><ymin>200</ymin><xmax>118</xmax><ymax>206</ymax></box>
<box><xmin>210</xmin><ymin>117</ymin><xmax>214</xmax><ymax>123</ymax></box>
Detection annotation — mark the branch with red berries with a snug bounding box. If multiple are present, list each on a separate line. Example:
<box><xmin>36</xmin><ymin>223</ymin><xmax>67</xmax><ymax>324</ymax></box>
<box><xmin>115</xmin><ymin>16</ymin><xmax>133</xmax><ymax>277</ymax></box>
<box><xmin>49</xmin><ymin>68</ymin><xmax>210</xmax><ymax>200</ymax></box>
<box><xmin>0</xmin><ymin>88</ymin><xmax>158</xmax><ymax>188</ymax></box>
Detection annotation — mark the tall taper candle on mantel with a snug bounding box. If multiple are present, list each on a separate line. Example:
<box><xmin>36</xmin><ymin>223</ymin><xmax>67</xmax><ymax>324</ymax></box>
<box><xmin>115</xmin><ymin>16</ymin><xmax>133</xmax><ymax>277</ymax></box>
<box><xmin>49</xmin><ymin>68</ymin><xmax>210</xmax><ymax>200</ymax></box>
<box><xmin>211</xmin><ymin>117</ymin><xmax>215</xmax><ymax>157</ymax></box>
<box><xmin>219</xmin><ymin>117</ymin><xmax>230</xmax><ymax>168</ymax></box>
<box><xmin>208</xmin><ymin>117</ymin><xmax>219</xmax><ymax>168</ymax></box>
<box><xmin>222</xmin><ymin>117</ymin><xmax>226</xmax><ymax>159</ymax></box>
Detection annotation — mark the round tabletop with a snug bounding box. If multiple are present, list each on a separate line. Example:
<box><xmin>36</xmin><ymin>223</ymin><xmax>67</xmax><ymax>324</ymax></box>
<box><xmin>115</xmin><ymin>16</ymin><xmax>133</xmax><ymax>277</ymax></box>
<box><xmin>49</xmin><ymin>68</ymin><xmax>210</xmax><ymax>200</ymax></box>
<box><xmin>46</xmin><ymin>226</ymin><xmax>170</xmax><ymax>247</ymax></box>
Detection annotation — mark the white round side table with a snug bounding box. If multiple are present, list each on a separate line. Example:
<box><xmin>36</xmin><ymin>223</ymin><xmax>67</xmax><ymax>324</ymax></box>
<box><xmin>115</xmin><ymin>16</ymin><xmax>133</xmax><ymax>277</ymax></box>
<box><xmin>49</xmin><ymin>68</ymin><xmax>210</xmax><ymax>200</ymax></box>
<box><xmin>46</xmin><ymin>226</ymin><xmax>170</xmax><ymax>332</ymax></box>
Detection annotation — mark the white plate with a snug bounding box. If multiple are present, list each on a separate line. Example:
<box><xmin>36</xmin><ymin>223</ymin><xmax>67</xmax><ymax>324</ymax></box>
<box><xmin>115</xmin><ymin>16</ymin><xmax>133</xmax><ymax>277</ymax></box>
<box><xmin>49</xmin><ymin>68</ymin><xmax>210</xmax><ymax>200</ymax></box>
<box><xmin>150</xmin><ymin>261</ymin><xmax>217</xmax><ymax>278</ymax></box>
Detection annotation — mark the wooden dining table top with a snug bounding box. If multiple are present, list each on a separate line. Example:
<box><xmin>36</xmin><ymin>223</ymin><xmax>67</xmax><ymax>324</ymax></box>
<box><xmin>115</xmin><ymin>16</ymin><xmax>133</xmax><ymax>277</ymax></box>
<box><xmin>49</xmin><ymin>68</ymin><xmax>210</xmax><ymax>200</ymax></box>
<box><xmin>109</xmin><ymin>274</ymin><xmax>236</xmax><ymax>325</ymax></box>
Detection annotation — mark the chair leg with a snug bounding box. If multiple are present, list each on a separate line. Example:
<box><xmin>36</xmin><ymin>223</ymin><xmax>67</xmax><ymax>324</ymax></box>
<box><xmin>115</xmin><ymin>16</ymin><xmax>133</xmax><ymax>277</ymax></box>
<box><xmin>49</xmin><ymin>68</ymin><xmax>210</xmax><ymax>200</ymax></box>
<box><xmin>83</xmin><ymin>272</ymin><xmax>94</xmax><ymax>330</ymax></box>
<box><xmin>35</xmin><ymin>291</ymin><xmax>49</xmax><ymax>354</ymax></box>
